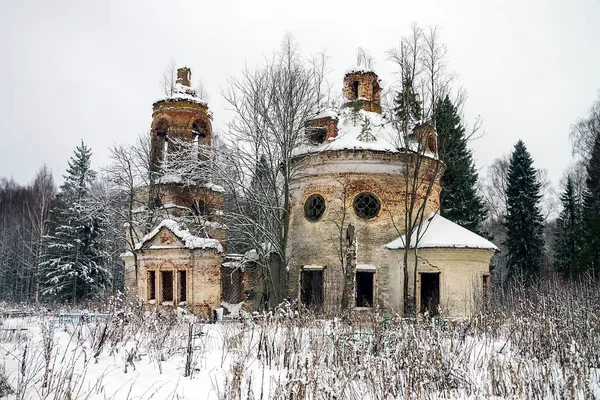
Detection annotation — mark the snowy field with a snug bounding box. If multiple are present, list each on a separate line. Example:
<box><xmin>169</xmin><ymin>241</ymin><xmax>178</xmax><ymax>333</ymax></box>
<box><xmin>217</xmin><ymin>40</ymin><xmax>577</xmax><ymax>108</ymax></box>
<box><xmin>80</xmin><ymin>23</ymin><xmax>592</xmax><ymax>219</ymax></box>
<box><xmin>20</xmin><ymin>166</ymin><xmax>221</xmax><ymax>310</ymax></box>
<box><xmin>0</xmin><ymin>281</ymin><xmax>599</xmax><ymax>399</ymax></box>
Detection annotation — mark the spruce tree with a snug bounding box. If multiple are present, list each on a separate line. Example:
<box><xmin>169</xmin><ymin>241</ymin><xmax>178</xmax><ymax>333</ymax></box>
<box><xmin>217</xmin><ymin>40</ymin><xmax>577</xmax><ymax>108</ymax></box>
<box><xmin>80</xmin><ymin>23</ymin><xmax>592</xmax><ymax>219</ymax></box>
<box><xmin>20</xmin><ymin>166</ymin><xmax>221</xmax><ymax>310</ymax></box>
<box><xmin>393</xmin><ymin>75</ymin><xmax>421</xmax><ymax>133</ymax></box>
<box><xmin>504</xmin><ymin>140</ymin><xmax>545</xmax><ymax>281</ymax></box>
<box><xmin>435</xmin><ymin>95</ymin><xmax>487</xmax><ymax>233</ymax></box>
<box><xmin>41</xmin><ymin>141</ymin><xmax>110</xmax><ymax>303</ymax></box>
<box><xmin>554</xmin><ymin>176</ymin><xmax>583</xmax><ymax>278</ymax></box>
<box><xmin>580</xmin><ymin>132</ymin><xmax>600</xmax><ymax>275</ymax></box>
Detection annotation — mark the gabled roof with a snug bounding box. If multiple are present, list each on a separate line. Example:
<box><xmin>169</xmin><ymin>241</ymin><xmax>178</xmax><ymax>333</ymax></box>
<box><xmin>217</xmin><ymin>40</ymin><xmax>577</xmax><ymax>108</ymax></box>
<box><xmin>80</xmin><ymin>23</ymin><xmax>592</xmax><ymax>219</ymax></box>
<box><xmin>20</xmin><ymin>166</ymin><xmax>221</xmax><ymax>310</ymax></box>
<box><xmin>135</xmin><ymin>219</ymin><xmax>223</xmax><ymax>253</ymax></box>
<box><xmin>384</xmin><ymin>213</ymin><xmax>498</xmax><ymax>251</ymax></box>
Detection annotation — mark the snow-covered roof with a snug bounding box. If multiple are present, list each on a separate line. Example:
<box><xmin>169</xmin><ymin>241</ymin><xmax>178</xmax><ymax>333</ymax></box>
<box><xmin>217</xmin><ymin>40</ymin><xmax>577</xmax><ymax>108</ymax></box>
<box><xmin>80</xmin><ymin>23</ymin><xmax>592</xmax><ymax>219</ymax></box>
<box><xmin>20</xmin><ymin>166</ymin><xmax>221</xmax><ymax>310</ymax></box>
<box><xmin>384</xmin><ymin>214</ymin><xmax>498</xmax><ymax>251</ymax></box>
<box><xmin>345</xmin><ymin>65</ymin><xmax>377</xmax><ymax>75</ymax></box>
<box><xmin>312</xmin><ymin>109</ymin><xmax>339</xmax><ymax>120</ymax></box>
<box><xmin>154</xmin><ymin>83</ymin><xmax>208</xmax><ymax>107</ymax></box>
<box><xmin>135</xmin><ymin>219</ymin><xmax>223</xmax><ymax>252</ymax></box>
<box><xmin>294</xmin><ymin>108</ymin><xmax>435</xmax><ymax>158</ymax></box>
<box><xmin>156</xmin><ymin>174</ymin><xmax>225</xmax><ymax>193</ymax></box>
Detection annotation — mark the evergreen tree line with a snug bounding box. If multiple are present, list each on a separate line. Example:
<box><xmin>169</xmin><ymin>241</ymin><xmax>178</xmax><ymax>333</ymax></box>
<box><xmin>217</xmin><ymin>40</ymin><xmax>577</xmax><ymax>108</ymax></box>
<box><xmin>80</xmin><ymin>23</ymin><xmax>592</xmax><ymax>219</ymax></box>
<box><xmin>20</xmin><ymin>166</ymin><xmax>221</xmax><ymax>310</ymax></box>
<box><xmin>0</xmin><ymin>142</ymin><xmax>125</xmax><ymax>305</ymax></box>
<box><xmin>555</xmin><ymin>94</ymin><xmax>600</xmax><ymax>278</ymax></box>
<box><xmin>433</xmin><ymin>92</ymin><xmax>600</xmax><ymax>284</ymax></box>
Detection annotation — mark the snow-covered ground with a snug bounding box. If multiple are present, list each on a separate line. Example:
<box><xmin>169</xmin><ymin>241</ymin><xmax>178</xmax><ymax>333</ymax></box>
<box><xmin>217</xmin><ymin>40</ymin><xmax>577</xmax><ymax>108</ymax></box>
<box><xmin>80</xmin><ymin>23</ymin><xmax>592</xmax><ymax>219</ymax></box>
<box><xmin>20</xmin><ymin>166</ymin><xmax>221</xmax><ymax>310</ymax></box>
<box><xmin>0</xmin><ymin>286</ymin><xmax>599</xmax><ymax>399</ymax></box>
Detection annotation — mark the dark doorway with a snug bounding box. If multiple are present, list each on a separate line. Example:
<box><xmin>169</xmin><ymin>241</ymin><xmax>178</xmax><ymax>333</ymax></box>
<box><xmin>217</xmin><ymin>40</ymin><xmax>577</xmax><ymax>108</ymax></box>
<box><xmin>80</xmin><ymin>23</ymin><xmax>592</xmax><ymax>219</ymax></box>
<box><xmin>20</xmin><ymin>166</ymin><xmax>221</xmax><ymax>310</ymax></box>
<box><xmin>482</xmin><ymin>275</ymin><xmax>491</xmax><ymax>306</ymax></box>
<box><xmin>301</xmin><ymin>270</ymin><xmax>324</xmax><ymax>310</ymax></box>
<box><xmin>148</xmin><ymin>271</ymin><xmax>156</xmax><ymax>301</ymax></box>
<box><xmin>420</xmin><ymin>273</ymin><xmax>440</xmax><ymax>315</ymax></box>
<box><xmin>356</xmin><ymin>272</ymin><xmax>374</xmax><ymax>307</ymax></box>
<box><xmin>178</xmin><ymin>270</ymin><xmax>187</xmax><ymax>303</ymax></box>
<box><xmin>221</xmin><ymin>265</ymin><xmax>243</xmax><ymax>304</ymax></box>
<box><xmin>161</xmin><ymin>271</ymin><xmax>174</xmax><ymax>303</ymax></box>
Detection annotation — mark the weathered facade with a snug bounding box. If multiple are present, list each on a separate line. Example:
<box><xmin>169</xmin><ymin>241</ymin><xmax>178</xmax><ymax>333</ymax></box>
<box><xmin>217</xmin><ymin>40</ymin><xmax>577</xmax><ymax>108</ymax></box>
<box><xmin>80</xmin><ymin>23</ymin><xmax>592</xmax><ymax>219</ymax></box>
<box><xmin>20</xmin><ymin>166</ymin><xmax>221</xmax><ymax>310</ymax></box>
<box><xmin>125</xmin><ymin>65</ymin><xmax>497</xmax><ymax>318</ymax></box>
<box><xmin>287</xmin><ymin>67</ymin><xmax>497</xmax><ymax>315</ymax></box>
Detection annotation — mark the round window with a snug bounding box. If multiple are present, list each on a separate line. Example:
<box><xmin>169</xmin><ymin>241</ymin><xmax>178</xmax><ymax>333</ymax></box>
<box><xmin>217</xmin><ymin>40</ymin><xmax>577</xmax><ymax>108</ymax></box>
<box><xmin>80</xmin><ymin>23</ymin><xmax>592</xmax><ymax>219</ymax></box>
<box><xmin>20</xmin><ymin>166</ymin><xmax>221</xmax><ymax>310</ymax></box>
<box><xmin>304</xmin><ymin>194</ymin><xmax>326</xmax><ymax>221</ymax></box>
<box><xmin>353</xmin><ymin>193</ymin><xmax>380</xmax><ymax>219</ymax></box>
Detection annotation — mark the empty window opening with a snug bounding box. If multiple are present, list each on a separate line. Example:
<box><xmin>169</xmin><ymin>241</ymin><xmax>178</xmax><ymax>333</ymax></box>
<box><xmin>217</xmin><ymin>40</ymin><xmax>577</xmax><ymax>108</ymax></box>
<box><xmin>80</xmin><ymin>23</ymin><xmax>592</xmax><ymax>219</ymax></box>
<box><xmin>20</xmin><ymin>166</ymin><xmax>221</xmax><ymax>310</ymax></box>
<box><xmin>148</xmin><ymin>271</ymin><xmax>156</xmax><ymax>301</ymax></box>
<box><xmin>163</xmin><ymin>136</ymin><xmax>169</xmax><ymax>160</ymax></box>
<box><xmin>178</xmin><ymin>270</ymin><xmax>187</xmax><ymax>303</ymax></box>
<box><xmin>161</xmin><ymin>271</ymin><xmax>174</xmax><ymax>303</ymax></box>
<box><xmin>356</xmin><ymin>272</ymin><xmax>374</xmax><ymax>307</ymax></box>
<box><xmin>420</xmin><ymin>273</ymin><xmax>440</xmax><ymax>316</ymax></box>
<box><xmin>192</xmin><ymin>119</ymin><xmax>208</xmax><ymax>139</ymax></box>
<box><xmin>192</xmin><ymin>200</ymin><xmax>206</xmax><ymax>216</ymax></box>
<box><xmin>352</xmin><ymin>81</ymin><xmax>359</xmax><ymax>99</ymax></box>
<box><xmin>308</xmin><ymin>126</ymin><xmax>327</xmax><ymax>145</ymax></box>
<box><xmin>372</xmin><ymin>83</ymin><xmax>378</xmax><ymax>102</ymax></box>
<box><xmin>301</xmin><ymin>270</ymin><xmax>324</xmax><ymax>310</ymax></box>
<box><xmin>152</xmin><ymin>120</ymin><xmax>169</xmax><ymax>167</ymax></box>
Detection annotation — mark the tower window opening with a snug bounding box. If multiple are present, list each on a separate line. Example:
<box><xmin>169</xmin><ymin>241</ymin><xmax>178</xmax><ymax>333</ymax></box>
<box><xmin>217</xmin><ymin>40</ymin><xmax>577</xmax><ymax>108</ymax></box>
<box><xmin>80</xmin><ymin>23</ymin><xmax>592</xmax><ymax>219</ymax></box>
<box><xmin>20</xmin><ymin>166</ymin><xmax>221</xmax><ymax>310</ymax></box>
<box><xmin>352</xmin><ymin>81</ymin><xmax>359</xmax><ymax>99</ymax></box>
<box><xmin>195</xmin><ymin>200</ymin><xmax>206</xmax><ymax>216</ymax></box>
<box><xmin>163</xmin><ymin>136</ymin><xmax>169</xmax><ymax>161</ymax></box>
<box><xmin>192</xmin><ymin>120</ymin><xmax>208</xmax><ymax>139</ymax></box>
<box><xmin>153</xmin><ymin>119</ymin><xmax>169</xmax><ymax>166</ymax></box>
<box><xmin>308</xmin><ymin>126</ymin><xmax>327</xmax><ymax>145</ymax></box>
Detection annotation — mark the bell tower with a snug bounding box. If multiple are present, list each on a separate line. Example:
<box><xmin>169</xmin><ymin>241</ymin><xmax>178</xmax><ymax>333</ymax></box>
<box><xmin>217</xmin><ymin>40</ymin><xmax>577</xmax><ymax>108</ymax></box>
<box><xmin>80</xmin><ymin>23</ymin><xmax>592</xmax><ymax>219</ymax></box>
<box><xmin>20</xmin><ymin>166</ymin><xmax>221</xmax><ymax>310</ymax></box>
<box><xmin>342</xmin><ymin>68</ymin><xmax>382</xmax><ymax>114</ymax></box>
<box><xmin>147</xmin><ymin>67</ymin><xmax>226</xmax><ymax>247</ymax></box>
<box><xmin>150</xmin><ymin>67</ymin><xmax>213</xmax><ymax>173</ymax></box>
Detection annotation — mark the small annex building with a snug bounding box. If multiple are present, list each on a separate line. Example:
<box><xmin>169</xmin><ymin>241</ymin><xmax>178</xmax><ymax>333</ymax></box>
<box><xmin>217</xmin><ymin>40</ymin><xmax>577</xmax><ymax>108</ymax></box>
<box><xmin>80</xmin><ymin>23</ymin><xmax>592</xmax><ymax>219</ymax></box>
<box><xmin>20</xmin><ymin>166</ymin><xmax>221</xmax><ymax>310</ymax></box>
<box><xmin>384</xmin><ymin>214</ymin><xmax>498</xmax><ymax>317</ymax></box>
<box><xmin>127</xmin><ymin>220</ymin><xmax>223</xmax><ymax>316</ymax></box>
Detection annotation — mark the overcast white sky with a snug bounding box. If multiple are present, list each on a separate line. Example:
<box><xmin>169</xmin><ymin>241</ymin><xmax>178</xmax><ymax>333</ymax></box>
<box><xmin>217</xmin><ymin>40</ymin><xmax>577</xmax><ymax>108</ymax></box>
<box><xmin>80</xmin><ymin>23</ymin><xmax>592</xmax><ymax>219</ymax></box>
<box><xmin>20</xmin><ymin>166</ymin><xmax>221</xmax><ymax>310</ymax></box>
<box><xmin>1</xmin><ymin>0</ymin><xmax>599</xmax><ymax>190</ymax></box>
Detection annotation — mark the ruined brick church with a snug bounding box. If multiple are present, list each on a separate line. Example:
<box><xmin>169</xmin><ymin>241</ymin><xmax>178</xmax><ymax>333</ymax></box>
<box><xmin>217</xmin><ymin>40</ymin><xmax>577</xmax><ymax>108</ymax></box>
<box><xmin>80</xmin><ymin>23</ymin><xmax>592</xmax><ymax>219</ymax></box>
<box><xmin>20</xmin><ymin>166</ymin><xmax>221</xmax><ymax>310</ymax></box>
<box><xmin>123</xmin><ymin>66</ymin><xmax>497</xmax><ymax>318</ymax></box>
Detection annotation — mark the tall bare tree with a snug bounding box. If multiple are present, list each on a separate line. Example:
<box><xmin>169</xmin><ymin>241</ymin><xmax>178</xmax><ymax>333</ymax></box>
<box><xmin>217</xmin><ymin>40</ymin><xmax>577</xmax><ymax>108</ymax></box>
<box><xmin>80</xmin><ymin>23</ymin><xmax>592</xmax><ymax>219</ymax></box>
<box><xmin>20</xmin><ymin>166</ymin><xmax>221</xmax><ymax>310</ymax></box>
<box><xmin>219</xmin><ymin>34</ymin><xmax>328</xmax><ymax>303</ymax></box>
<box><xmin>570</xmin><ymin>93</ymin><xmax>600</xmax><ymax>162</ymax></box>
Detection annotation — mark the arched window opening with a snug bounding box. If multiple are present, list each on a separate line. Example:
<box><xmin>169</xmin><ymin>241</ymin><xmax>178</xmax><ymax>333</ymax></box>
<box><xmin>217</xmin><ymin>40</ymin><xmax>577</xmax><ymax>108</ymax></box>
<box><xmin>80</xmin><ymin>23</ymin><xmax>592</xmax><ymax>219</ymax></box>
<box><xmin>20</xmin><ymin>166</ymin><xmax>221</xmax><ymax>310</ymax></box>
<box><xmin>155</xmin><ymin>119</ymin><xmax>169</xmax><ymax>163</ymax></box>
<box><xmin>193</xmin><ymin>200</ymin><xmax>206</xmax><ymax>216</ymax></box>
<box><xmin>372</xmin><ymin>83</ymin><xmax>379</xmax><ymax>102</ymax></box>
<box><xmin>192</xmin><ymin>119</ymin><xmax>209</xmax><ymax>139</ymax></box>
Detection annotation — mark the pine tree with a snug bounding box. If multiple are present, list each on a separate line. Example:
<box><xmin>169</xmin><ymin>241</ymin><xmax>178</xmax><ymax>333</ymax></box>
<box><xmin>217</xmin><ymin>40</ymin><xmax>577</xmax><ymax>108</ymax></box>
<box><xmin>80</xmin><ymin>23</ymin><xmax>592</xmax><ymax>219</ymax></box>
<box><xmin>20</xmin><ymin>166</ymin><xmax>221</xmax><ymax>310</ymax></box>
<box><xmin>435</xmin><ymin>95</ymin><xmax>487</xmax><ymax>233</ymax></box>
<box><xmin>554</xmin><ymin>176</ymin><xmax>583</xmax><ymax>278</ymax></box>
<box><xmin>504</xmin><ymin>140</ymin><xmax>545</xmax><ymax>281</ymax></box>
<box><xmin>580</xmin><ymin>133</ymin><xmax>600</xmax><ymax>275</ymax></box>
<box><xmin>41</xmin><ymin>141</ymin><xmax>110</xmax><ymax>303</ymax></box>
